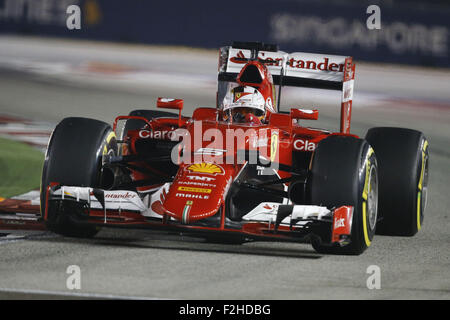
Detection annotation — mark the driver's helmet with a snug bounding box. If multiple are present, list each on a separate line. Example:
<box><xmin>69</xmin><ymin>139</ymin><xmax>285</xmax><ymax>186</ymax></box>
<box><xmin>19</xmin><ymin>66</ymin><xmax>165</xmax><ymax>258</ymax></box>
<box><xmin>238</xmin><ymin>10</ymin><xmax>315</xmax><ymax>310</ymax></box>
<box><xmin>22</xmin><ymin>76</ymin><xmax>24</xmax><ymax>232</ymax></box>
<box><xmin>222</xmin><ymin>86</ymin><xmax>266</xmax><ymax>123</ymax></box>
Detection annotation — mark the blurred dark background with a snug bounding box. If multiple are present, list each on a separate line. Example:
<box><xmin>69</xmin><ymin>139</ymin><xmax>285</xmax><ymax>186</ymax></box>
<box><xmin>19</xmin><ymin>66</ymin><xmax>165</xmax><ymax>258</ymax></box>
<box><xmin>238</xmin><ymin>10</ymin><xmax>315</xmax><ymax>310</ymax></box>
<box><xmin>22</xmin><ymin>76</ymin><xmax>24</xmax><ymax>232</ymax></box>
<box><xmin>0</xmin><ymin>0</ymin><xmax>449</xmax><ymax>67</ymax></box>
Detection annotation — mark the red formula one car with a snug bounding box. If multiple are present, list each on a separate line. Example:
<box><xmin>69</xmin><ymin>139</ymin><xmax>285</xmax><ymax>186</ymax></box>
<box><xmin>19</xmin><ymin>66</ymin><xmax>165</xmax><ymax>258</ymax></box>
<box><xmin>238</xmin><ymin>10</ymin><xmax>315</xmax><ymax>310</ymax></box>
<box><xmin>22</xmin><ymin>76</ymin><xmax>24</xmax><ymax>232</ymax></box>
<box><xmin>39</xmin><ymin>42</ymin><xmax>429</xmax><ymax>255</ymax></box>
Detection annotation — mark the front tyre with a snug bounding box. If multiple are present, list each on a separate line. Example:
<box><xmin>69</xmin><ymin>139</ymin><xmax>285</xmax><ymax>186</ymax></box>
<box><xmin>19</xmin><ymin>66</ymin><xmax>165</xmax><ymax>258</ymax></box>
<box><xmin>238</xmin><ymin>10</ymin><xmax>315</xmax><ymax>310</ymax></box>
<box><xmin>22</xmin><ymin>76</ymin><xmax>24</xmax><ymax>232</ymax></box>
<box><xmin>308</xmin><ymin>136</ymin><xmax>378</xmax><ymax>255</ymax></box>
<box><xmin>41</xmin><ymin>117</ymin><xmax>117</xmax><ymax>238</ymax></box>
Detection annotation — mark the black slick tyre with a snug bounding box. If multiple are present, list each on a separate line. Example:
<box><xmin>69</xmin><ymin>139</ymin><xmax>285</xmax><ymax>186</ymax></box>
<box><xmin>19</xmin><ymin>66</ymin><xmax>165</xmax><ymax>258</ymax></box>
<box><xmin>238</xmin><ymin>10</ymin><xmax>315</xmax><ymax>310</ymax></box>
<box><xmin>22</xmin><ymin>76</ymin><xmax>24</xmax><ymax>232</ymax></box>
<box><xmin>308</xmin><ymin>135</ymin><xmax>378</xmax><ymax>255</ymax></box>
<box><xmin>41</xmin><ymin>117</ymin><xmax>117</xmax><ymax>238</ymax></box>
<box><xmin>365</xmin><ymin>127</ymin><xmax>429</xmax><ymax>236</ymax></box>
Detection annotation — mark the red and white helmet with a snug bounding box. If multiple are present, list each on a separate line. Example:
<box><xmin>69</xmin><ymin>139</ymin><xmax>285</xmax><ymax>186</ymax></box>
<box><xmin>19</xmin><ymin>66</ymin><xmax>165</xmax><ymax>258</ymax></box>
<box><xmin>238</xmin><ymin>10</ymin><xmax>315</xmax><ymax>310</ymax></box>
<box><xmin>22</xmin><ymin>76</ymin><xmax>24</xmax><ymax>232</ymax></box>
<box><xmin>223</xmin><ymin>86</ymin><xmax>267</xmax><ymax>122</ymax></box>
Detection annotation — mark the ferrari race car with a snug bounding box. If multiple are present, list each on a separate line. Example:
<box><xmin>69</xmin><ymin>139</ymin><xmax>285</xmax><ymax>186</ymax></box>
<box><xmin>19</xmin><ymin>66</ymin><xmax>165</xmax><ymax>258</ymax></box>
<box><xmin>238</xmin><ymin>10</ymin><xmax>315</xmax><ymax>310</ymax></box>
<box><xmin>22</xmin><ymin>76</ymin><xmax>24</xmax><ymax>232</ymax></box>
<box><xmin>40</xmin><ymin>42</ymin><xmax>429</xmax><ymax>255</ymax></box>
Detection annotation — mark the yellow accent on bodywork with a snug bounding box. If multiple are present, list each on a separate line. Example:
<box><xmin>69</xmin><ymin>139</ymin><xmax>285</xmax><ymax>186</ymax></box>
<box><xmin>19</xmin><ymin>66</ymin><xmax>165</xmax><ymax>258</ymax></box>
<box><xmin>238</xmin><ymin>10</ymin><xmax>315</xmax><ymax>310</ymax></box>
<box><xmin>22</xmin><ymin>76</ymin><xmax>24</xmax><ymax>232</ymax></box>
<box><xmin>270</xmin><ymin>131</ymin><xmax>279</xmax><ymax>162</ymax></box>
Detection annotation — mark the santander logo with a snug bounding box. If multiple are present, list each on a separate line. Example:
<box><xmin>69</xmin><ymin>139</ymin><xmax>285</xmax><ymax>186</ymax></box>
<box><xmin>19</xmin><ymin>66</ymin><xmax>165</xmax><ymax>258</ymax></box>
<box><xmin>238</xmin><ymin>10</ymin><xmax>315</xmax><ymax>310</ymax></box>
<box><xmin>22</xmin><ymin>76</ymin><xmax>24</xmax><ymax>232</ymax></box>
<box><xmin>288</xmin><ymin>57</ymin><xmax>344</xmax><ymax>72</ymax></box>
<box><xmin>104</xmin><ymin>192</ymin><xmax>136</xmax><ymax>199</ymax></box>
<box><xmin>229</xmin><ymin>50</ymin><xmax>247</xmax><ymax>64</ymax></box>
<box><xmin>230</xmin><ymin>50</ymin><xmax>345</xmax><ymax>72</ymax></box>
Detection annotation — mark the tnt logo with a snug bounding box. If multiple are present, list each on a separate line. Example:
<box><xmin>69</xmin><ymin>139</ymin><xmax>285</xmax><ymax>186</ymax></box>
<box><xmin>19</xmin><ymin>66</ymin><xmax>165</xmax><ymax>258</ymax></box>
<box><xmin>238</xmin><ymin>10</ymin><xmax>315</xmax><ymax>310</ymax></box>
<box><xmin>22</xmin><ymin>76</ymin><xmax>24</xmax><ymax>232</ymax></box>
<box><xmin>186</xmin><ymin>175</ymin><xmax>215</xmax><ymax>182</ymax></box>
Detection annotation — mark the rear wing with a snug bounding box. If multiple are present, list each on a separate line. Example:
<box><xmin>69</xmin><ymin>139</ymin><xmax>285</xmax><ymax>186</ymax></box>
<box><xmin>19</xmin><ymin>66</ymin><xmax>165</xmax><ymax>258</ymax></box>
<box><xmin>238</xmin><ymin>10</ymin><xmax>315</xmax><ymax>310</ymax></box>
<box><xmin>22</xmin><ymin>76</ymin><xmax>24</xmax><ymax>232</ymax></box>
<box><xmin>217</xmin><ymin>42</ymin><xmax>356</xmax><ymax>133</ymax></box>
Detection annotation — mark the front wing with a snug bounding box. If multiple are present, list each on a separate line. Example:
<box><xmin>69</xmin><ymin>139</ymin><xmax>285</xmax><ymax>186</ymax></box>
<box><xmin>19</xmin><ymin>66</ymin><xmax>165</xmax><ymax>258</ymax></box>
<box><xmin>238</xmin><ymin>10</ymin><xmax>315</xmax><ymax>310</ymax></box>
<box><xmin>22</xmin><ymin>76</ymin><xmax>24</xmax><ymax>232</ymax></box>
<box><xmin>38</xmin><ymin>184</ymin><xmax>354</xmax><ymax>245</ymax></box>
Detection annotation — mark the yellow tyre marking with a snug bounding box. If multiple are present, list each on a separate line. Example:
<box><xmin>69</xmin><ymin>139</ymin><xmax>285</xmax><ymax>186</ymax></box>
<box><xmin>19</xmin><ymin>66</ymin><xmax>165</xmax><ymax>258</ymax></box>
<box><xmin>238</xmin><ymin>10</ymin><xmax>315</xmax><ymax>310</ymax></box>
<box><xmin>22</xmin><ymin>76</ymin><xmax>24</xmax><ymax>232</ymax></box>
<box><xmin>362</xmin><ymin>147</ymin><xmax>374</xmax><ymax>247</ymax></box>
<box><xmin>362</xmin><ymin>201</ymin><xmax>371</xmax><ymax>247</ymax></box>
<box><xmin>103</xmin><ymin>131</ymin><xmax>116</xmax><ymax>155</ymax></box>
<box><xmin>417</xmin><ymin>191</ymin><xmax>422</xmax><ymax>231</ymax></box>
<box><xmin>362</xmin><ymin>148</ymin><xmax>374</xmax><ymax>201</ymax></box>
<box><xmin>106</xmin><ymin>131</ymin><xmax>116</xmax><ymax>143</ymax></box>
<box><xmin>418</xmin><ymin>140</ymin><xmax>428</xmax><ymax>191</ymax></box>
<box><xmin>417</xmin><ymin>139</ymin><xmax>428</xmax><ymax>231</ymax></box>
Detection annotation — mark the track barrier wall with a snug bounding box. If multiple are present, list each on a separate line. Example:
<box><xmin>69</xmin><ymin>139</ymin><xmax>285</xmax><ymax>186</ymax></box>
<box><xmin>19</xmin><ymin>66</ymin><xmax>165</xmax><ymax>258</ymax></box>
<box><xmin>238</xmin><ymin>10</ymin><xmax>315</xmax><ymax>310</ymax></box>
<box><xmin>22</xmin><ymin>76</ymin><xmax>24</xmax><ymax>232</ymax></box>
<box><xmin>0</xmin><ymin>0</ymin><xmax>449</xmax><ymax>67</ymax></box>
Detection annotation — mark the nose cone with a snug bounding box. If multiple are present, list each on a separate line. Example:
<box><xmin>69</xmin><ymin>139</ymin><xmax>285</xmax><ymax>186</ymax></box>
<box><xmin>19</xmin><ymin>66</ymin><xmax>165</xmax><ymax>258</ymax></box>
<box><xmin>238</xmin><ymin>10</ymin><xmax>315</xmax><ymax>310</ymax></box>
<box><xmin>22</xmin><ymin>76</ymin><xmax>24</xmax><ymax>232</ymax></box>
<box><xmin>161</xmin><ymin>163</ymin><xmax>234</xmax><ymax>224</ymax></box>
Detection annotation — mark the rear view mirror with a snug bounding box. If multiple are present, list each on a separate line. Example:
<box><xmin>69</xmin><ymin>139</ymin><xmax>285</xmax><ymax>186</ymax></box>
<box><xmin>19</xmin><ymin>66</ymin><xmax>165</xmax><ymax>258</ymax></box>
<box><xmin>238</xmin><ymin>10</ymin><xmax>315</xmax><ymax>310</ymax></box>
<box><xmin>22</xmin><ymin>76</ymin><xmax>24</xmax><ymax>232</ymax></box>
<box><xmin>290</xmin><ymin>108</ymin><xmax>319</xmax><ymax>120</ymax></box>
<box><xmin>157</xmin><ymin>97</ymin><xmax>184</xmax><ymax>111</ymax></box>
<box><xmin>157</xmin><ymin>97</ymin><xmax>184</xmax><ymax>126</ymax></box>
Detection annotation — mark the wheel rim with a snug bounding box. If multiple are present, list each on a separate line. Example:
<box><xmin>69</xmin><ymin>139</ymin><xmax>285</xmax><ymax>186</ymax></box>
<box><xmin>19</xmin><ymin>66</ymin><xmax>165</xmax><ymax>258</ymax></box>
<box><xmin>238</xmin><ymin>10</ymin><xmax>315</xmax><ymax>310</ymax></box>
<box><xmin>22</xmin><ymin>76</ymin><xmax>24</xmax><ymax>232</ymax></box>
<box><xmin>367</xmin><ymin>165</ymin><xmax>378</xmax><ymax>231</ymax></box>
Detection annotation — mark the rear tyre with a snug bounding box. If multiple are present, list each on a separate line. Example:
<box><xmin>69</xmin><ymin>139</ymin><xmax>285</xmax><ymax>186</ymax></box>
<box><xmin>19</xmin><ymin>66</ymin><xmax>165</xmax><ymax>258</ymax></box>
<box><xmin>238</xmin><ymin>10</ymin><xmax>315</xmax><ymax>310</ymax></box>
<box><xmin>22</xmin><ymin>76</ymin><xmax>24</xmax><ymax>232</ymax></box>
<box><xmin>308</xmin><ymin>136</ymin><xmax>378</xmax><ymax>255</ymax></box>
<box><xmin>41</xmin><ymin>117</ymin><xmax>118</xmax><ymax>238</ymax></box>
<box><xmin>365</xmin><ymin>127</ymin><xmax>429</xmax><ymax>236</ymax></box>
<box><xmin>121</xmin><ymin>109</ymin><xmax>180</xmax><ymax>187</ymax></box>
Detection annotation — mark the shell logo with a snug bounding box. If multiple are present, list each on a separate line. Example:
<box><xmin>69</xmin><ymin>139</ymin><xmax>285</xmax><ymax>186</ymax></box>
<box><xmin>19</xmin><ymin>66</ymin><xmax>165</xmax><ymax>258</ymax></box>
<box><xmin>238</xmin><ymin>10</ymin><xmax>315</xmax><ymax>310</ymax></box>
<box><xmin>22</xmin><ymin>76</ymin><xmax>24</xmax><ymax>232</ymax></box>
<box><xmin>186</xmin><ymin>163</ymin><xmax>224</xmax><ymax>175</ymax></box>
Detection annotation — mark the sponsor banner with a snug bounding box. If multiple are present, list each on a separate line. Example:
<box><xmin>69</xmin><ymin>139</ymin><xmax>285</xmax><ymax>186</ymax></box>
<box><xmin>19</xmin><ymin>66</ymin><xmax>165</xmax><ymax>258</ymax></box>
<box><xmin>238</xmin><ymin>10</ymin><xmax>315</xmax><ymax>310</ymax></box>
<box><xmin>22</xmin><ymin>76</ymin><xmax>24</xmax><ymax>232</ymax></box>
<box><xmin>227</xmin><ymin>48</ymin><xmax>348</xmax><ymax>81</ymax></box>
<box><xmin>331</xmin><ymin>206</ymin><xmax>353</xmax><ymax>243</ymax></box>
<box><xmin>54</xmin><ymin>187</ymin><xmax>147</xmax><ymax>211</ymax></box>
<box><xmin>0</xmin><ymin>0</ymin><xmax>448</xmax><ymax>67</ymax></box>
<box><xmin>242</xmin><ymin>202</ymin><xmax>331</xmax><ymax>225</ymax></box>
<box><xmin>139</xmin><ymin>130</ymin><xmax>175</xmax><ymax>140</ymax></box>
<box><xmin>177</xmin><ymin>186</ymin><xmax>212</xmax><ymax>194</ymax></box>
<box><xmin>293</xmin><ymin>139</ymin><xmax>316</xmax><ymax>151</ymax></box>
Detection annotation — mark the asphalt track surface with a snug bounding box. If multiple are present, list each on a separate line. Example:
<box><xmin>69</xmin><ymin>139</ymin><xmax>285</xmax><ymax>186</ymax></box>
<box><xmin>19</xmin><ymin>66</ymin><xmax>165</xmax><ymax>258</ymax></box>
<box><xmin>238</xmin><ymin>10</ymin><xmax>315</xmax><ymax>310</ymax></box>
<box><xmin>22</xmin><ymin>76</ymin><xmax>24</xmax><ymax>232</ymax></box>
<box><xmin>0</xmin><ymin>36</ymin><xmax>449</xmax><ymax>300</ymax></box>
